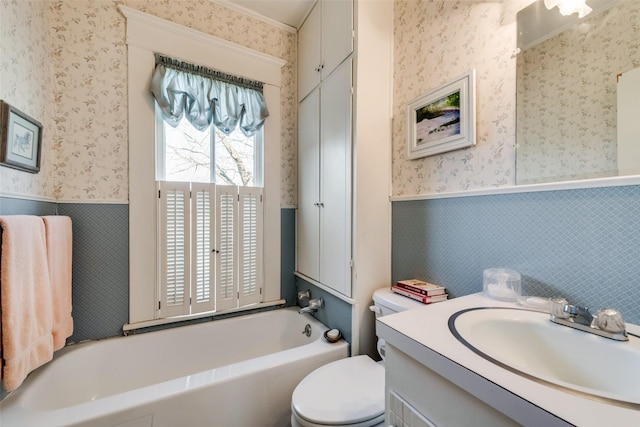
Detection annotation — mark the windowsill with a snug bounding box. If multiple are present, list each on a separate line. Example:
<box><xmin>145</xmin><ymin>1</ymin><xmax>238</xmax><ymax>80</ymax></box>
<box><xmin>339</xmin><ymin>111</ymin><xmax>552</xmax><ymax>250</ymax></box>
<box><xmin>122</xmin><ymin>299</ymin><xmax>286</xmax><ymax>333</ymax></box>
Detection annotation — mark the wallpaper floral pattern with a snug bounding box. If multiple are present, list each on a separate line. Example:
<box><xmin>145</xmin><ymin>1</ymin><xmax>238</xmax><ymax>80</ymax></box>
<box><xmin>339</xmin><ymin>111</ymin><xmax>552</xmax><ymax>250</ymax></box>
<box><xmin>1</xmin><ymin>0</ymin><xmax>297</xmax><ymax>205</ymax></box>
<box><xmin>392</xmin><ymin>0</ymin><xmax>518</xmax><ymax>196</ymax></box>
<box><xmin>0</xmin><ymin>0</ymin><xmax>55</xmax><ymax>199</ymax></box>
<box><xmin>516</xmin><ymin>1</ymin><xmax>640</xmax><ymax>185</ymax></box>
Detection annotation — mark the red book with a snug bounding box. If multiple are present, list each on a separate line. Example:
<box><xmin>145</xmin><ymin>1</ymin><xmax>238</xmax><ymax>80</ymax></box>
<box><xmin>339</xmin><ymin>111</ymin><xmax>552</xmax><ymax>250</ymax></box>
<box><xmin>395</xmin><ymin>279</ymin><xmax>446</xmax><ymax>296</ymax></box>
<box><xmin>391</xmin><ymin>285</ymin><xmax>448</xmax><ymax>304</ymax></box>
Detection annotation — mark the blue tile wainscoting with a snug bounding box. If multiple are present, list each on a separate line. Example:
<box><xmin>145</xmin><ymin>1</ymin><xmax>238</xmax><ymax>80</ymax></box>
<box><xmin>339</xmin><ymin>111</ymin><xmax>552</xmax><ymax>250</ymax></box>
<box><xmin>0</xmin><ymin>198</ymin><xmax>130</xmax><ymax>343</ymax></box>
<box><xmin>392</xmin><ymin>184</ymin><xmax>640</xmax><ymax>324</ymax></box>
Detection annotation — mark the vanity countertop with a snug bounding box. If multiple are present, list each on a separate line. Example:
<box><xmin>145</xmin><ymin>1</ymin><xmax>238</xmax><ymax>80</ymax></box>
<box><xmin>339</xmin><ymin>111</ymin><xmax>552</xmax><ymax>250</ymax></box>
<box><xmin>376</xmin><ymin>292</ymin><xmax>640</xmax><ymax>427</ymax></box>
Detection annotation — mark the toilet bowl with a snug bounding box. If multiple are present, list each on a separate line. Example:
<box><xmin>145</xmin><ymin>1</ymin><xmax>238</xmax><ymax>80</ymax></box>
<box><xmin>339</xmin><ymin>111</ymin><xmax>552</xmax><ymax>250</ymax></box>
<box><xmin>290</xmin><ymin>288</ymin><xmax>424</xmax><ymax>427</ymax></box>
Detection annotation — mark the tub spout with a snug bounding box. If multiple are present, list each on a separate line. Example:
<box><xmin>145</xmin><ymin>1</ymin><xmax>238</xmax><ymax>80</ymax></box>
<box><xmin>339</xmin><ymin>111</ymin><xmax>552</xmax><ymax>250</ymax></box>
<box><xmin>298</xmin><ymin>298</ymin><xmax>324</xmax><ymax>314</ymax></box>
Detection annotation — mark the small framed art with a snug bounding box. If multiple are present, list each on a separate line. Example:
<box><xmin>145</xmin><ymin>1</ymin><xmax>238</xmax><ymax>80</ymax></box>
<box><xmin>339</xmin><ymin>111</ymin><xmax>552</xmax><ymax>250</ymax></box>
<box><xmin>0</xmin><ymin>100</ymin><xmax>42</xmax><ymax>173</ymax></box>
<box><xmin>406</xmin><ymin>70</ymin><xmax>476</xmax><ymax>159</ymax></box>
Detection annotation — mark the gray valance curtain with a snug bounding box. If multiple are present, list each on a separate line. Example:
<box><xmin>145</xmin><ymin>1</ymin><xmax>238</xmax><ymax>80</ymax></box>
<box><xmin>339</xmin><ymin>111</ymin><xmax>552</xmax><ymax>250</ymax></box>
<box><xmin>150</xmin><ymin>54</ymin><xmax>269</xmax><ymax>136</ymax></box>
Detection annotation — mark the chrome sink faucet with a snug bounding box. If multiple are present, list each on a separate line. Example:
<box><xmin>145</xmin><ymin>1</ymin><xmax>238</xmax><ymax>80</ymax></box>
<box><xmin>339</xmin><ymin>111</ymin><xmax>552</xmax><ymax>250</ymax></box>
<box><xmin>564</xmin><ymin>304</ymin><xmax>594</xmax><ymax>326</ymax></box>
<box><xmin>549</xmin><ymin>299</ymin><xmax>628</xmax><ymax>341</ymax></box>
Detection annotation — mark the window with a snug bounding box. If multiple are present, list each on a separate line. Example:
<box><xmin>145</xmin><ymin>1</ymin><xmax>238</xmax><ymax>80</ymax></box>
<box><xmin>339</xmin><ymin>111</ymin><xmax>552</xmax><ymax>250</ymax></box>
<box><xmin>152</xmin><ymin>57</ymin><xmax>267</xmax><ymax>318</ymax></box>
<box><xmin>121</xmin><ymin>5</ymin><xmax>284</xmax><ymax>330</ymax></box>
<box><xmin>157</xmin><ymin>109</ymin><xmax>263</xmax><ymax>186</ymax></box>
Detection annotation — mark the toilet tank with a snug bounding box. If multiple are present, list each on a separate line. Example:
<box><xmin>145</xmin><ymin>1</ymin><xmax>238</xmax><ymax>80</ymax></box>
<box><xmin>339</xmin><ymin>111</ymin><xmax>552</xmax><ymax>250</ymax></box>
<box><xmin>372</xmin><ymin>288</ymin><xmax>424</xmax><ymax>317</ymax></box>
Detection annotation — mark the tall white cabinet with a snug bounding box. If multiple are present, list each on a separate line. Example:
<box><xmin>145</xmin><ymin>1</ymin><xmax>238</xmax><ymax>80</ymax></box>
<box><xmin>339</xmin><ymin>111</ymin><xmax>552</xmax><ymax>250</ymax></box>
<box><xmin>296</xmin><ymin>0</ymin><xmax>393</xmax><ymax>357</ymax></box>
<box><xmin>298</xmin><ymin>60</ymin><xmax>352</xmax><ymax>297</ymax></box>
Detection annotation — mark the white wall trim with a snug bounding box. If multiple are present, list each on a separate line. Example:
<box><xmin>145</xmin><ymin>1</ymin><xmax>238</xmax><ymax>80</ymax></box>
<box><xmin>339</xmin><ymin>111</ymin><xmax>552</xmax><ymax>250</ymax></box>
<box><xmin>56</xmin><ymin>199</ymin><xmax>129</xmax><ymax>205</ymax></box>
<box><xmin>0</xmin><ymin>192</ymin><xmax>128</xmax><ymax>205</ymax></box>
<box><xmin>0</xmin><ymin>191</ymin><xmax>57</xmax><ymax>203</ymax></box>
<box><xmin>391</xmin><ymin>175</ymin><xmax>640</xmax><ymax>202</ymax></box>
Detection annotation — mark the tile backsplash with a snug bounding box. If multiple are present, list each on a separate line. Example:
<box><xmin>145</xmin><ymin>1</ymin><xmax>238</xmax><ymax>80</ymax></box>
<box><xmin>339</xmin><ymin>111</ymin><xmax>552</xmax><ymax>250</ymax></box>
<box><xmin>392</xmin><ymin>184</ymin><xmax>640</xmax><ymax>324</ymax></box>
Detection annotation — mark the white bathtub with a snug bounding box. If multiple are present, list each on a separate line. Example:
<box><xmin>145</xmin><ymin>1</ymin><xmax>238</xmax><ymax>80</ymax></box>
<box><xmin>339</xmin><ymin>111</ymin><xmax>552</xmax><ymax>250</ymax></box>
<box><xmin>0</xmin><ymin>307</ymin><xmax>348</xmax><ymax>427</ymax></box>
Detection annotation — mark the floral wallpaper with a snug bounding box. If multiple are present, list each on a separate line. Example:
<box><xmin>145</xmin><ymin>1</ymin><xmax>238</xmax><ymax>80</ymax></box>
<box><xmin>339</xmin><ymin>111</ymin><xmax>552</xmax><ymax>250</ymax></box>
<box><xmin>516</xmin><ymin>1</ymin><xmax>640</xmax><ymax>185</ymax></box>
<box><xmin>1</xmin><ymin>0</ymin><xmax>297</xmax><ymax>206</ymax></box>
<box><xmin>392</xmin><ymin>0</ymin><xmax>518</xmax><ymax>196</ymax></box>
<box><xmin>0</xmin><ymin>0</ymin><xmax>56</xmax><ymax>199</ymax></box>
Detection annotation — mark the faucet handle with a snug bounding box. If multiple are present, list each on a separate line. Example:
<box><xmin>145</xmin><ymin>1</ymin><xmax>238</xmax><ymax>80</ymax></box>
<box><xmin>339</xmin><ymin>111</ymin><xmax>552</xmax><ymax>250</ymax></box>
<box><xmin>595</xmin><ymin>309</ymin><xmax>626</xmax><ymax>334</ymax></box>
<box><xmin>298</xmin><ymin>290</ymin><xmax>311</xmax><ymax>301</ymax></box>
<box><xmin>549</xmin><ymin>298</ymin><xmax>569</xmax><ymax>318</ymax></box>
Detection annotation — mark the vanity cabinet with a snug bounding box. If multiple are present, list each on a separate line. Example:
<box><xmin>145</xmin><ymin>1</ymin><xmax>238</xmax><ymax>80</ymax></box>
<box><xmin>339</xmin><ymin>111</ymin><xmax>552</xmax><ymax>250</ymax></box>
<box><xmin>298</xmin><ymin>0</ymin><xmax>353</xmax><ymax>101</ymax></box>
<box><xmin>296</xmin><ymin>0</ymin><xmax>393</xmax><ymax>357</ymax></box>
<box><xmin>385</xmin><ymin>345</ymin><xmax>519</xmax><ymax>427</ymax></box>
<box><xmin>377</xmin><ymin>294</ymin><xmax>583</xmax><ymax>427</ymax></box>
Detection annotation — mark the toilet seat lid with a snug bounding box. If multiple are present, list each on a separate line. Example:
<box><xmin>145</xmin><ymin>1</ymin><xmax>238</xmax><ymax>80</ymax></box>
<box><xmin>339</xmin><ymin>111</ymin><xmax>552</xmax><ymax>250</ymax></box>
<box><xmin>291</xmin><ymin>355</ymin><xmax>385</xmax><ymax>425</ymax></box>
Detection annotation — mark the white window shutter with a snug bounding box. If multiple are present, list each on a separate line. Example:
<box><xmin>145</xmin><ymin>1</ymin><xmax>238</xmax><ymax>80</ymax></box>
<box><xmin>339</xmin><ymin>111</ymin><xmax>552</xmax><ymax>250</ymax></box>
<box><xmin>239</xmin><ymin>187</ymin><xmax>263</xmax><ymax>306</ymax></box>
<box><xmin>191</xmin><ymin>183</ymin><xmax>215</xmax><ymax>314</ymax></box>
<box><xmin>216</xmin><ymin>185</ymin><xmax>238</xmax><ymax>311</ymax></box>
<box><xmin>158</xmin><ymin>181</ymin><xmax>191</xmax><ymax>317</ymax></box>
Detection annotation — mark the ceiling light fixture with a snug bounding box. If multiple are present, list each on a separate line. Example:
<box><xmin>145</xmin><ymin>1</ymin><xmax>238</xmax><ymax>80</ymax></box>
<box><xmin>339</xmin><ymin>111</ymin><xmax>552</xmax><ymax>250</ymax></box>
<box><xmin>544</xmin><ymin>0</ymin><xmax>593</xmax><ymax>18</ymax></box>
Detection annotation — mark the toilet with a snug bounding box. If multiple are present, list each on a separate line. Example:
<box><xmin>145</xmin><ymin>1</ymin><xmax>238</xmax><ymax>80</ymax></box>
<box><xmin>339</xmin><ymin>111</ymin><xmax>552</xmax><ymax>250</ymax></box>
<box><xmin>290</xmin><ymin>288</ymin><xmax>424</xmax><ymax>427</ymax></box>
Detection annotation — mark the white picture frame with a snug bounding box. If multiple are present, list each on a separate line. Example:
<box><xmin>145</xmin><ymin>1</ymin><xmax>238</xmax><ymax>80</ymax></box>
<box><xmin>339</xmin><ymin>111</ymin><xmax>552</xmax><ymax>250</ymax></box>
<box><xmin>406</xmin><ymin>70</ymin><xmax>476</xmax><ymax>159</ymax></box>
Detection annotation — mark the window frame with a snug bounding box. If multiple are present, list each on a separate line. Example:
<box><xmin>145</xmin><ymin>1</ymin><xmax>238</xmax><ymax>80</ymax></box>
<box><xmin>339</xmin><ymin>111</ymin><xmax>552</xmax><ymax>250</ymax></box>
<box><xmin>120</xmin><ymin>5</ymin><xmax>285</xmax><ymax>330</ymax></box>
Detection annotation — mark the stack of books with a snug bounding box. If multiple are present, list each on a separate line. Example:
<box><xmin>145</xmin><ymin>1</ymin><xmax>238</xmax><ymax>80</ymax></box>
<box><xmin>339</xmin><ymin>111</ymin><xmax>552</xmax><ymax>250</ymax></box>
<box><xmin>391</xmin><ymin>279</ymin><xmax>448</xmax><ymax>304</ymax></box>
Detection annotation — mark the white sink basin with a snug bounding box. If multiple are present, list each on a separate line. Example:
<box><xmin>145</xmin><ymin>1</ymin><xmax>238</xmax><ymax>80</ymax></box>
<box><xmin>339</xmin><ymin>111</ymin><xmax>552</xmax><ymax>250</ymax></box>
<box><xmin>450</xmin><ymin>307</ymin><xmax>640</xmax><ymax>407</ymax></box>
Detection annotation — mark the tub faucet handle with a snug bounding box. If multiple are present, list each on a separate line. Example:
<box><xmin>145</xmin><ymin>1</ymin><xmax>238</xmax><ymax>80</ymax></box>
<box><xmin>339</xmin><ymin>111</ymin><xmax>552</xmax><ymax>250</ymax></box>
<box><xmin>297</xmin><ymin>290</ymin><xmax>311</xmax><ymax>302</ymax></box>
<box><xmin>299</xmin><ymin>298</ymin><xmax>324</xmax><ymax>314</ymax></box>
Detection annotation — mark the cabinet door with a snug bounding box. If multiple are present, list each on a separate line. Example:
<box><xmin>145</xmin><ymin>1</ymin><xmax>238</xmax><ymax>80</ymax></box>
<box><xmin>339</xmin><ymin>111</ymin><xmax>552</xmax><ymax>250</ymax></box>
<box><xmin>321</xmin><ymin>0</ymin><xmax>353</xmax><ymax>82</ymax></box>
<box><xmin>297</xmin><ymin>90</ymin><xmax>320</xmax><ymax>280</ymax></box>
<box><xmin>320</xmin><ymin>59</ymin><xmax>352</xmax><ymax>296</ymax></box>
<box><xmin>298</xmin><ymin>2</ymin><xmax>321</xmax><ymax>101</ymax></box>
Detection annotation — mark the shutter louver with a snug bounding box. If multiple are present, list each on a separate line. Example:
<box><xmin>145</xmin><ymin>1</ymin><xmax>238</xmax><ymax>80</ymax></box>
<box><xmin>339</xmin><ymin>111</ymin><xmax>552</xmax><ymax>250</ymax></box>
<box><xmin>216</xmin><ymin>185</ymin><xmax>237</xmax><ymax>311</ymax></box>
<box><xmin>239</xmin><ymin>187</ymin><xmax>263</xmax><ymax>306</ymax></box>
<box><xmin>159</xmin><ymin>181</ymin><xmax>190</xmax><ymax>317</ymax></box>
<box><xmin>191</xmin><ymin>183</ymin><xmax>215</xmax><ymax>313</ymax></box>
<box><xmin>158</xmin><ymin>182</ymin><xmax>264</xmax><ymax>318</ymax></box>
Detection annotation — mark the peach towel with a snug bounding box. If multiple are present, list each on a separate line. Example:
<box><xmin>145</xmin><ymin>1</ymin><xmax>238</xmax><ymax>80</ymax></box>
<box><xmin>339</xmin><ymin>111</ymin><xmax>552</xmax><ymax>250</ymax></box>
<box><xmin>42</xmin><ymin>216</ymin><xmax>74</xmax><ymax>351</ymax></box>
<box><xmin>0</xmin><ymin>215</ymin><xmax>54</xmax><ymax>391</ymax></box>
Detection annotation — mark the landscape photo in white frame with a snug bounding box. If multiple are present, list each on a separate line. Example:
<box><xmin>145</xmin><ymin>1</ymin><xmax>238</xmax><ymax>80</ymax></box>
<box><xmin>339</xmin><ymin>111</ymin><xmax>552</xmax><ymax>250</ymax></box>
<box><xmin>406</xmin><ymin>70</ymin><xmax>476</xmax><ymax>159</ymax></box>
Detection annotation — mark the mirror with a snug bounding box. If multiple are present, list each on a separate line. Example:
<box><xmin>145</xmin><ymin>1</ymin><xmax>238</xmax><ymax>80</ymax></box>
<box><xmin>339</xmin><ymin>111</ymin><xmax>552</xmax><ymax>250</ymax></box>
<box><xmin>515</xmin><ymin>0</ymin><xmax>640</xmax><ymax>185</ymax></box>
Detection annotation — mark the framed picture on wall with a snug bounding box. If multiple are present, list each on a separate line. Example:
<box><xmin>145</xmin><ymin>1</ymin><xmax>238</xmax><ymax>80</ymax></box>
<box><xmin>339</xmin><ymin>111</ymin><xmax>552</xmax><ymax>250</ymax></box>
<box><xmin>406</xmin><ymin>70</ymin><xmax>476</xmax><ymax>159</ymax></box>
<box><xmin>0</xmin><ymin>100</ymin><xmax>42</xmax><ymax>173</ymax></box>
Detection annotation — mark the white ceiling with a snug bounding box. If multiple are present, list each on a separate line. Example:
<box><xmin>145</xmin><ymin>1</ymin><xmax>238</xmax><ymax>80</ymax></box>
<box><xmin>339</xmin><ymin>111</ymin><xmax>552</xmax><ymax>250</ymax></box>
<box><xmin>217</xmin><ymin>0</ymin><xmax>316</xmax><ymax>29</ymax></box>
